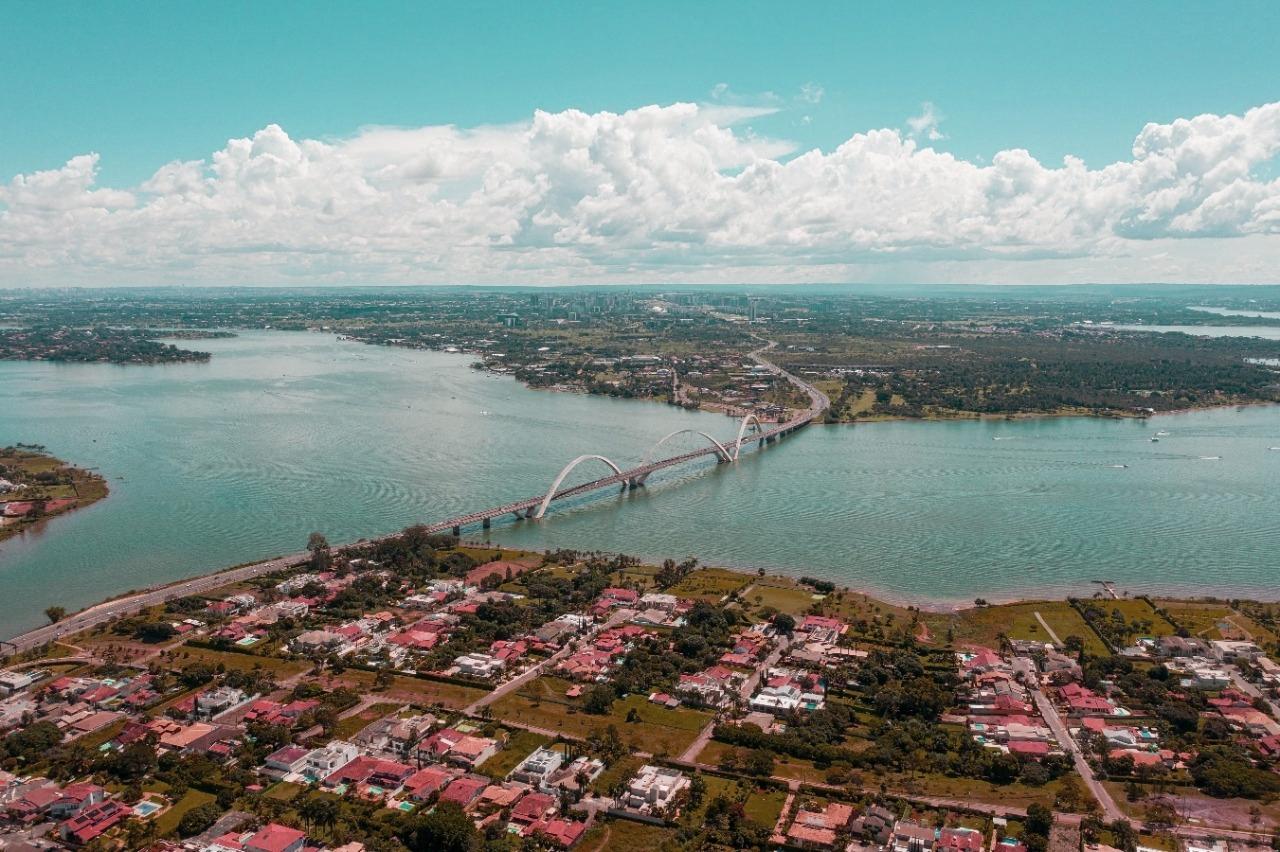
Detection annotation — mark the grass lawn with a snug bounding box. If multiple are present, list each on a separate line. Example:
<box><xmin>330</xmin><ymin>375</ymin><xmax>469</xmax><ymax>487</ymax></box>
<box><xmin>331</xmin><ymin>702</ymin><xmax>403</xmax><ymax>741</ymax></box>
<box><xmin>454</xmin><ymin>545</ymin><xmax>539</xmax><ymax>564</ymax></box>
<box><xmin>579</xmin><ymin>818</ymin><xmax>678</xmax><ymax>852</ymax></box>
<box><xmin>950</xmin><ymin>601</ymin><xmax>1108</xmax><ymax>654</ymax></box>
<box><xmin>331</xmin><ymin>669</ymin><xmax>487</xmax><ymax>710</ymax></box>
<box><xmin>742</xmin><ymin>785</ymin><xmax>789</xmax><ymax>827</ymax></box>
<box><xmin>696</xmin><ymin>740</ymin><xmax>830</xmax><ymax>785</ymax></box>
<box><xmin>745</xmin><ymin>581</ymin><xmax>822</xmax><ymax>616</ymax></box>
<box><xmin>169</xmin><ymin>646</ymin><xmax>309</xmax><ymax>677</ymax></box>
<box><xmin>489</xmin><ymin>679</ymin><xmax>712</xmax><ymax>757</ymax></box>
<box><xmin>611</xmin><ymin>564</ymin><xmax>661</xmax><ymax>591</ymax></box>
<box><xmin>668</xmin><ymin>567</ymin><xmax>752</xmax><ymax>601</ymax></box>
<box><xmin>873</xmin><ymin>771</ymin><xmax>1064</xmax><ymax>810</ymax></box>
<box><xmin>591</xmin><ymin>755</ymin><xmax>646</xmax><ymax>796</ymax></box>
<box><xmin>155</xmin><ymin>788</ymin><xmax>216</xmax><ymax>836</ymax></box>
<box><xmin>679</xmin><ymin>774</ymin><xmax>737</xmax><ymax>826</ymax></box>
<box><xmin>264</xmin><ymin>781</ymin><xmax>304</xmax><ymax>801</ymax></box>
<box><xmin>1095</xmin><ymin>599</ymin><xmax>1177</xmax><ymax>635</ymax></box>
<box><xmin>479</xmin><ymin>729</ymin><xmax>551</xmax><ymax>780</ymax></box>
<box><xmin>1154</xmin><ymin>600</ymin><xmax>1267</xmax><ymax>642</ymax></box>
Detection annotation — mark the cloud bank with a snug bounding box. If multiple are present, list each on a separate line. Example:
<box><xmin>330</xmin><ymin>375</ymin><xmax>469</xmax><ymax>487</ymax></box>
<box><xmin>3</xmin><ymin>100</ymin><xmax>1280</xmax><ymax>286</ymax></box>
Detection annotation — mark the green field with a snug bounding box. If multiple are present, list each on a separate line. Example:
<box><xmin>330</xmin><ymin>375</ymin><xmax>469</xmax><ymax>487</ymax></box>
<box><xmin>579</xmin><ymin>818</ymin><xmax>677</xmax><ymax>852</ymax></box>
<box><xmin>263</xmin><ymin>781</ymin><xmax>304</xmax><ymax>801</ymax></box>
<box><xmin>1086</xmin><ymin>598</ymin><xmax>1178</xmax><ymax>638</ymax></box>
<box><xmin>949</xmin><ymin>601</ymin><xmax>1108</xmax><ymax>655</ymax></box>
<box><xmin>332</xmin><ymin>669</ymin><xmax>487</xmax><ymax>709</ymax></box>
<box><xmin>331</xmin><ymin>702</ymin><xmax>403</xmax><ymax>741</ymax></box>
<box><xmin>155</xmin><ymin>788</ymin><xmax>217</xmax><ymax>836</ymax></box>
<box><xmin>170</xmin><ymin>646</ymin><xmax>309</xmax><ymax>677</ymax></box>
<box><xmin>744</xmin><ymin>579</ymin><xmax>822</xmax><ymax>616</ymax></box>
<box><xmin>742</xmin><ymin>785</ymin><xmax>789</xmax><ymax>827</ymax></box>
<box><xmin>668</xmin><ymin>567</ymin><xmax>752</xmax><ymax>601</ymax></box>
<box><xmin>490</xmin><ymin>678</ymin><xmax>712</xmax><ymax>757</ymax></box>
<box><xmin>478</xmin><ymin>729</ymin><xmax>551</xmax><ymax>780</ymax></box>
<box><xmin>873</xmin><ymin>770</ymin><xmax>1068</xmax><ymax>810</ymax></box>
<box><xmin>696</xmin><ymin>740</ymin><xmax>829</xmax><ymax>785</ymax></box>
<box><xmin>611</xmin><ymin>564</ymin><xmax>662</xmax><ymax>590</ymax></box>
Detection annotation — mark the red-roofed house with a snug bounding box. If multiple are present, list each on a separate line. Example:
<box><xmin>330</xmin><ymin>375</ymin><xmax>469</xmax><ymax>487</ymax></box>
<box><xmin>527</xmin><ymin>817</ymin><xmax>587</xmax><ymax>848</ymax></box>
<box><xmin>939</xmin><ymin>828</ymin><xmax>984</xmax><ymax>852</ymax></box>
<box><xmin>510</xmin><ymin>792</ymin><xmax>557</xmax><ymax>827</ymax></box>
<box><xmin>245</xmin><ymin>823</ymin><xmax>307</xmax><ymax>852</ymax></box>
<box><xmin>439</xmin><ymin>775</ymin><xmax>488</xmax><ymax>807</ymax></box>
<box><xmin>404</xmin><ymin>766</ymin><xmax>457</xmax><ymax>801</ymax></box>
<box><xmin>61</xmin><ymin>800</ymin><xmax>130</xmax><ymax>845</ymax></box>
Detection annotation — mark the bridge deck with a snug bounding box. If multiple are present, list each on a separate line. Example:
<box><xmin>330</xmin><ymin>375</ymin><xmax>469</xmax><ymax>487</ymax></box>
<box><xmin>421</xmin><ymin>408</ymin><xmax>817</xmax><ymax>534</ymax></box>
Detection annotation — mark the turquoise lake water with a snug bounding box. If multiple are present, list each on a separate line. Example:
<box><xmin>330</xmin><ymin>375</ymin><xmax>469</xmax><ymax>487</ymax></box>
<box><xmin>2</xmin><ymin>330</ymin><xmax>1279</xmax><ymax>637</ymax></box>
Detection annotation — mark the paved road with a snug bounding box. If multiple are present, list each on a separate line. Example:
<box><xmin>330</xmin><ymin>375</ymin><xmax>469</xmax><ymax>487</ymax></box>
<box><xmin>5</xmin><ymin>551</ymin><xmax>309</xmax><ymax>653</ymax></box>
<box><xmin>464</xmin><ymin>609</ymin><xmax>632</xmax><ymax>715</ymax></box>
<box><xmin>678</xmin><ymin>633</ymin><xmax>792</xmax><ymax>762</ymax></box>
<box><xmin>1016</xmin><ymin>656</ymin><xmax>1124</xmax><ymax>822</ymax></box>
<box><xmin>1229</xmin><ymin>668</ymin><xmax>1280</xmax><ymax>722</ymax></box>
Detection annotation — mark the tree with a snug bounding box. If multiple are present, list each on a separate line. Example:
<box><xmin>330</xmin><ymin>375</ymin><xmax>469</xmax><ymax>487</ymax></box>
<box><xmin>744</xmin><ymin>749</ymin><xmax>774</xmax><ymax>776</ymax></box>
<box><xmin>1109</xmin><ymin>820</ymin><xmax>1137</xmax><ymax>852</ymax></box>
<box><xmin>688</xmin><ymin>773</ymin><xmax>707</xmax><ymax>809</ymax></box>
<box><xmin>773</xmin><ymin>613</ymin><xmax>796</xmax><ymax>636</ymax></box>
<box><xmin>403</xmin><ymin>801</ymin><xmax>477</xmax><ymax>852</ymax></box>
<box><xmin>299</xmin><ymin>795</ymin><xmax>340</xmax><ymax>835</ymax></box>
<box><xmin>582</xmin><ymin>684</ymin><xmax>615</xmax><ymax>715</ymax></box>
<box><xmin>1055</xmin><ymin>773</ymin><xmax>1084</xmax><ymax>811</ymax></box>
<box><xmin>178</xmin><ymin>802</ymin><xmax>222</xmax><ymax>837</ymax></box>
<box><xmin>44</xmin><ymin>606</ymin><xmax>66</xmax><ymax>624</ymax></box>
<box><xmin>1025</xmin><ymin>803</ymin><xmax>1054</xmax><ymax>838</ymax></box>
<box><xmin>307</xmin><ymin>532</ymin><xmax>332</xmax><ymax>571</ymax></box>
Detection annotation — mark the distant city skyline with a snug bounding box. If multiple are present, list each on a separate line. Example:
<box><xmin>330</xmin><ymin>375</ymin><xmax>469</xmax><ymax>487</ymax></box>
<box><xmin>4</xmin><ymin>2</ymin><xmax>1280</xmax><ymax>287</ymax></box>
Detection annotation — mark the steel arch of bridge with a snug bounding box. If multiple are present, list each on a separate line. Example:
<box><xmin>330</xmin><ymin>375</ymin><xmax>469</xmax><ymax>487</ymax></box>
<box><xmin>732</xmin><ymin>413</ymin><xmax>765</xmax><ymax>459</ymax></box>
<box><xmin>532</xmin><ymin>454</ymin><xmax>625</xmax><ymax>519</ymax></box>
<box><xmin>641</xmin><ymin>429</ymin><xmax>734</xmax><ymax>465</ymax></box>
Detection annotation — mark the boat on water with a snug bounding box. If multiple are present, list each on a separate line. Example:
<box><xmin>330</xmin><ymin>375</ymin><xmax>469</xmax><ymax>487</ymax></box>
<box><xmin>1155</xmin><ymin>430</ymin><xmax>1170</xmax><ymax>436</ymax></box>
<box><xmin>1150</xmin><ymin>437</ymin><xmax>1159</xmax><ymax>442</ymax></box>
<box><xmin>1109</xmin><ymin>464</ymin><xmax>1129</xmax><ymax>469</ymax></box>
<box><xmin>1199</xmin><ymin>456</ymin><xmax>1223</xmax><ymax>460</ymax></box>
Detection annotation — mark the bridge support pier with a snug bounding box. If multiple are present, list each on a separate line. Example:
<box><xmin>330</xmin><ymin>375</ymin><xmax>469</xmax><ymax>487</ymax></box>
<box><xmin>482</xmin><ymin>517</ymin><xmax>491</xmax><ymax>530</ymax></box>
<box><xmin>451</xmin><ymin>525</ymin><xmax>460</xmax><ymax>536</ymax></box>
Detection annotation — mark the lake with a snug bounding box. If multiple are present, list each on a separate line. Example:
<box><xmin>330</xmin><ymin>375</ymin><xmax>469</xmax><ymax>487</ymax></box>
<box><xmin>2</xmin><ymin>331</ymin><xmax>1280</xmax><ymax>637</ymax></box>
<box><xmin>1190</xmin><ymin>306</ymin><xmax>1280</xmax><ymax>321</ymax></box>
<box><xmin>1113</xmin><ymin>324</ymin><xmax>1280</xmax><ymax>340</ymax></box>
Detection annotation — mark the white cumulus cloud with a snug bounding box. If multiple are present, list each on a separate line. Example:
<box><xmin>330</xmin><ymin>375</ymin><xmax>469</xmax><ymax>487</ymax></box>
<box><xmin>906</xmin><ymin>102</ymin><xmax>946</xmax><ymax>142</ymax></box>
<box><xmin>3</xmin><ymin>100</ymin><xmax>1280</xmax><ymax>285</ymax></box>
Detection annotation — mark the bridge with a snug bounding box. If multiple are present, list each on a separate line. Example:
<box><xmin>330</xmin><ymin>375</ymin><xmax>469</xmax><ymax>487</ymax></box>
<box><xmin>1</xmin><ymin>344</ymin><xmax>826</xmax><ymax>652</ymax></box>
<box><xmin>421</xmin><ymin>343</ymin><xmax>829</xmax><ymax>535</ymax></box>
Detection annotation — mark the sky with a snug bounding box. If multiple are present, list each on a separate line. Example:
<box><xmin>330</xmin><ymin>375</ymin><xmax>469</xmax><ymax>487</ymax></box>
<box><xmin>3</xmin><ymin>1</ymin><xmax>1280</xmax><ymax>287</ymax></box>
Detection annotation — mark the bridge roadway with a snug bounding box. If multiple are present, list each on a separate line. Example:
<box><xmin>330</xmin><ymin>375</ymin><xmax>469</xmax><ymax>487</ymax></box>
<box><xmin>422</xmin><ymin>340</ymin><xmax>828</xmax><ymax>534</ymax></box>
<box><xmin>3</xmin><ymin>342</ymin><xmax>827</xmax><ymax>650</ymax></box>
<box><xmin>420</xmin><ymin>409</ymin><xmax>817</xmax><ymax>535</ymax></box>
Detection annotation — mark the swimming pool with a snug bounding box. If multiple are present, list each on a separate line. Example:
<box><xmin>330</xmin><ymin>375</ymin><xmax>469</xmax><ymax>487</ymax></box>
<box><xmin>133</xmin><ymin>800</ymin><xmax>163</xmax><ymax>817</ymax></box>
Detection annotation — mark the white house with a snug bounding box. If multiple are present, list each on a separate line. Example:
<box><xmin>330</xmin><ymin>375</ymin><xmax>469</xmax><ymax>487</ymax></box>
<box><xmin>621</xmin><ymin>765</ymin><xmax>690</xmax><ymax>813</ymax></box>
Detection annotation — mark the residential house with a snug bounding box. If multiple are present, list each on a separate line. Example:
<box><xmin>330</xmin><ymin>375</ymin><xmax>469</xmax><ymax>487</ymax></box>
<box><xmin>508</xmin><ymin>746</ymin><xmax>564</xmax><ymax>789</ymax></box>
<box><xmin>893</xmin><ymin>821</ymin><xmax>937</xmax><ymax>852</ymax></box>
<box><xmin>621</xmin><ymin>765</ymin><xmax>689</xmax><ymax>814</ymax></box>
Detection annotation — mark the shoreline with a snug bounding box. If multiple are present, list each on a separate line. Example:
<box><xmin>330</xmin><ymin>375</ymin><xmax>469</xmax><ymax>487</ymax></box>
<box><xmin>10</xmin><ymin>520</ymin><xmax>1280</xmax><ymax>648</ymax></box>
<box><xmin>0</xmin><ymin>446</ymin><xmax>109</xmax><ymax>545</ymax></box>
